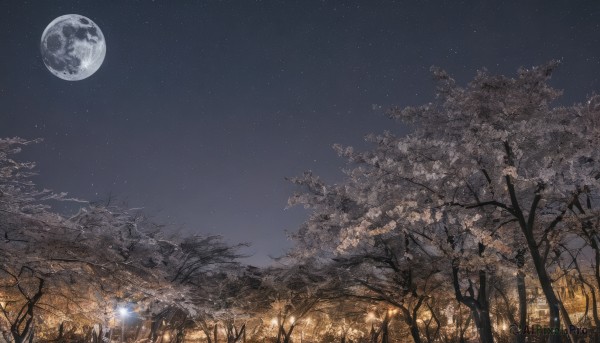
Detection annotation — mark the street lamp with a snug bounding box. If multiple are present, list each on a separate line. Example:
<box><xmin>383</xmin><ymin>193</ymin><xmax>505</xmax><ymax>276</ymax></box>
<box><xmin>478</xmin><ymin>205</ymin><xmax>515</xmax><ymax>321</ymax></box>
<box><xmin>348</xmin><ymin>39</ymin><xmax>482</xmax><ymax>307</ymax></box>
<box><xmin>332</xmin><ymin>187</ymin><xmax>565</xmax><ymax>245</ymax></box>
<box><xmin>118</xmin><ymin>307</ymin><xmax>128</xmax><ymax>343</ymax></box>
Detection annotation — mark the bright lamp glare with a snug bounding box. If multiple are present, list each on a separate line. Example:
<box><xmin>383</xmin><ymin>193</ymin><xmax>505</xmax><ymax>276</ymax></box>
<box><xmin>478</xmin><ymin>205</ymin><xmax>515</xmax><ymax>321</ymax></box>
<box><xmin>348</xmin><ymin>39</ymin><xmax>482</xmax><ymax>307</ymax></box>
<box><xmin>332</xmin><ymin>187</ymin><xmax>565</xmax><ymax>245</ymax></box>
<box><xmin>118</xmin><ymin>307</ymin><xmax>128</xmax><ymax>317</ymax></box>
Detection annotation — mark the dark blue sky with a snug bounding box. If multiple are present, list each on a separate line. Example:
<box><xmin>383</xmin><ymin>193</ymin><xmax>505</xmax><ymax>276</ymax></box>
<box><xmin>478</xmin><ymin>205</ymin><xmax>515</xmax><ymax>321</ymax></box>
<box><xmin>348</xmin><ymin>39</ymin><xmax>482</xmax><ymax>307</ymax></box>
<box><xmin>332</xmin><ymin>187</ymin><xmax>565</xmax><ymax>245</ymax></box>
<box><xmin>1</xmin><ymin>0</ymin><xmax>600</xmax><ymax>265</ymax></box>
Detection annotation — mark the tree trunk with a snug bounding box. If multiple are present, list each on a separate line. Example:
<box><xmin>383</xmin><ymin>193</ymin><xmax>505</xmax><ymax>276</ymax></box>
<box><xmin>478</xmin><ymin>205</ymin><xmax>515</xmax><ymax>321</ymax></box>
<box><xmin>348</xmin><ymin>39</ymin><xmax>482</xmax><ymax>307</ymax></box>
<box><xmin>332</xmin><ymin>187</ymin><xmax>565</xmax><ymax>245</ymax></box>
<box><xmin>91</xmin><ymin>324</ymin><xmax>103</xmax><ymax>343</ymax></box>
<box><xmin>450</xmin><ymin>256</ymin><xmax>494</xmax><ymax>343</ymax></box>
<box><xmin>400</xmin><ymin>304</ymin><xmax>423</xmax><ymax>343</ymax></box>
<box><xmin>503</xmin><ymin>172</ymin><xmax>561</xmax><ymax>343</ymax></box>
<box><xmin>477</xmin><ymin>309</ymin><xmax>494</xmax><ymax>343</ymax></box>
<box><xmin>57</xmin><ymin>322</ymin><xmax>64</xmax><ymax>341</ymax></box>
<box><xmin>199</xmin><ymin>320</ymin><xmax>213</xmax><ymax>343</ymax></box>
<box><xmin>380</xmin><ymin>314</ymin><xmax>389</xmax><ymax>343</ymax></box>
<box><xmin>593</xmin><ymin>242</ymin><xmax>600</xmax><ymax>329</ymax></box>
<box><xmin>459</xmin><ymin>313</ymin><xmax>471</xmax><ymax>343</ymax></box>
<box><xmin>408</xmin><ymin>323</ymin><xmax>421</xmax><ymax>343</ymax></box>
<box><xmin>369</xmin><ymin>323</ymin><xmax>378</xmax><ymax>343</ymax></box>
<box><xmin>227</xmin><ymin>323</ymin><xmax>245</xmax><ymax>343</ymax></box>
<box><xmin>149</xmin><ymin>319</ymin><xmax>161</xmax><ymax>342</ymax></box>
<box><xmin>579</xmin><ymin>220</ymin><xmax>600</xmax><ymax>328</ymax></box>
<box><xmin>516</xmin><ymin>270</ymin><xmax>527</xmax><ymax>343</ymax></box>
<box><xmin>282</xmin><ymin>324</ymin><xmax>295</xmax><ymax>343</ymax></box>
<box><xmin>590</xmin><ymin>286</ymin><xmax>600</xmax><ymax>327</ymax></box>
<box><xmin>558</xmin><ymin>295</ymin><xmax>576</xmax><ymax>343</ymax></box>
<box><xmin>522</xmin><ymin>233</ymin><xmax>561</xmax><ymax>343</ymax></box>
<box><xmin>425</xmin><ymin>302</ymin><xmax>441</xmax><ymax>343</ymax></box>
<box><xmin>9</xmin><ymin>278</ymin><xmax>43</xmax><ymax>343</ymax></box>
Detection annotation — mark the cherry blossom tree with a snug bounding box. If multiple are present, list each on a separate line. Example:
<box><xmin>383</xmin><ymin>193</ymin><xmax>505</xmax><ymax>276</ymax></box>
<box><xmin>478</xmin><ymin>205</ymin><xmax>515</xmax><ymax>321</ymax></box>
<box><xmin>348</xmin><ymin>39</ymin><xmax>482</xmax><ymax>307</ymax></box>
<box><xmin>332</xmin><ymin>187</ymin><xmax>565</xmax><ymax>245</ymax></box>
<box><xmin>0</xmin><ymin>138</ymin><xmax>185</xmax><ymax>342</ymax></box>
<box><xmin>290</xmin><ymin>61</ymin><xmax>600</xmax><ymax>342</ymax></box>
<box><xmin>379</xmin><ymin>61</ymin><xmax>600</xmax><ymax>342</ymax></box>
<box><xmin>0</xmin><ymin>137</ymin><xmax>261</xmax><ymax>343</ymax></box>
<box><xmin>287</xmin><ymin>171</ymin><xmax>466</xmax><ymax>343</ymax></box>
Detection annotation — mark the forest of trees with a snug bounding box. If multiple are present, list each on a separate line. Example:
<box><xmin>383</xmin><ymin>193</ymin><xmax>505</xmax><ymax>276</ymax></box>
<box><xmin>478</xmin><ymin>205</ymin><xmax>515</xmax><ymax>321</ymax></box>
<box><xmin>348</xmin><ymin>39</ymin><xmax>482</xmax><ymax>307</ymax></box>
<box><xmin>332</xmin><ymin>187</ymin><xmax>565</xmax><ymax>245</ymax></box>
<box><xmin>2</xmin><ymin>62</ymin><xmax>600</xmax><ymax>343</ymax></box>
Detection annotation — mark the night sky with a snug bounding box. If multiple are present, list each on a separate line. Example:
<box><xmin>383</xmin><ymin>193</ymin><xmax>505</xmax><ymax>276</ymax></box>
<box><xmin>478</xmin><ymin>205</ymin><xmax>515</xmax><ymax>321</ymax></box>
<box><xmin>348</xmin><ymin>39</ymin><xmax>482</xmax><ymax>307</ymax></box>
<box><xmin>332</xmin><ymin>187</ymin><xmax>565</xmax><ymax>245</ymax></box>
<box><xmin>1</xmin><ymin>1</ymin><xmax>600</xmax><ymax>265</ymax></box>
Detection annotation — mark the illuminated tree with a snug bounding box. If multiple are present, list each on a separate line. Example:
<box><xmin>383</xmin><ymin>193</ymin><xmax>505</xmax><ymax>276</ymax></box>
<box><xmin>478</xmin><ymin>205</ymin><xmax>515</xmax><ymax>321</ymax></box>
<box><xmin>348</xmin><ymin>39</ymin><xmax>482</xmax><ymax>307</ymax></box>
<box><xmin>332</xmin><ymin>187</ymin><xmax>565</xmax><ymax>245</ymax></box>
<box><xmin>164</xmin><ymin>235</ymin><xmax>250</xmax><ymax>343</ymax></box>
<box><xmin>0</xmin><ymin>138</ymin><xmax>182</xmax><ymax>342</ymax></box>
<box><xmin>379</xmin><ymin>61</ymin><xmax>600</xmax><ymax>342</ymax></box>
<box><xmin>0</xmin><ymin>138</ymin><xmax>259</xmax><ymax>343</ymax></box>
<box><xmin>252</xmin><ymin>260</ymin><xmax>347</xmax><ymax>343</ymax></box>
<box><xmin>290</xmin><ymin>61</ymin><xmax>600</xmax><ymax>342</ymax></box>
<box><xmin>287</xmin><ymin>173</ymin><xmax>450</xmax><ymax>343</ymax></box>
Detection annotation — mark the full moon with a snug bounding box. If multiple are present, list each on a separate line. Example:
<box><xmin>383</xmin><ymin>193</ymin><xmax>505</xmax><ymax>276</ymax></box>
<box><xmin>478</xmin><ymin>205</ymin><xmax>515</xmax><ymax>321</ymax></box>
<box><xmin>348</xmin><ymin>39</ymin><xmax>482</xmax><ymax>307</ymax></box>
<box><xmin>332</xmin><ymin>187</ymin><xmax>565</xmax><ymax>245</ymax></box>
<box><xmin>40</xmin><ymin>14</ymin><xmax>106</xmax><ymax>81</ymax></box>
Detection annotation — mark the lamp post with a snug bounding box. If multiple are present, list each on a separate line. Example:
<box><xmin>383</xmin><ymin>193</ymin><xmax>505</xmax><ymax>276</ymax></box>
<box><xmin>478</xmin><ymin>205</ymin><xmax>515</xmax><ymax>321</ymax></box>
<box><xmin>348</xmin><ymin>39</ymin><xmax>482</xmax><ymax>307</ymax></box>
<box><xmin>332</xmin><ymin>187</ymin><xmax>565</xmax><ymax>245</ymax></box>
<box><xmin>118</xmin><ymin>307</ymin><xmax>128</xmax><ymax>343</ymax></box>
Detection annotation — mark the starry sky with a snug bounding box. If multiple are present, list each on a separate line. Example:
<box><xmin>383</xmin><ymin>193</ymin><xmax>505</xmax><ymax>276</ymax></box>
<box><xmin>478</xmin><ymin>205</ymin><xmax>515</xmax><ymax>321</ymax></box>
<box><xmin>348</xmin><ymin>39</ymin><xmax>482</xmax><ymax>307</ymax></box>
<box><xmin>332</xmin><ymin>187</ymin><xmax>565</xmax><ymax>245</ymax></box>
<box><xmin>1</xmin><ymin>1</ymin><xmax>600</xmax><ymax>265</ymax></box>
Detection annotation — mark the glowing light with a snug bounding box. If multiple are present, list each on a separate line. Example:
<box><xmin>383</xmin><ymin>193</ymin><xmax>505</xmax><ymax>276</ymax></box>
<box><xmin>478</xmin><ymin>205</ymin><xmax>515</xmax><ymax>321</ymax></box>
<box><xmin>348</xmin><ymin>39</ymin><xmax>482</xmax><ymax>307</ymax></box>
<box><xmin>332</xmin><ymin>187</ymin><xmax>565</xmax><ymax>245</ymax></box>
<box><xmin>289</xmin><ymin>316</ymin><xmax>296</xmax><ymax>324</ymax></box>
<box><xmin>118</xmin><ymin>307</ymin><xmax>128</xmax><ymax>317</ymax></box>
<box><xmin>366</xmin><ymin>312</ymin><xmax>376</xmax><ymax>322</ymax></box>
<box><xmin>271</xmin><ymin>318</ymin><xmax>278</xmax><ymax>326</ymax></box>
